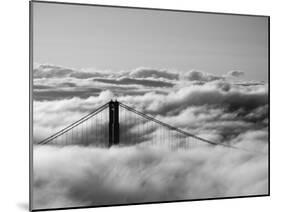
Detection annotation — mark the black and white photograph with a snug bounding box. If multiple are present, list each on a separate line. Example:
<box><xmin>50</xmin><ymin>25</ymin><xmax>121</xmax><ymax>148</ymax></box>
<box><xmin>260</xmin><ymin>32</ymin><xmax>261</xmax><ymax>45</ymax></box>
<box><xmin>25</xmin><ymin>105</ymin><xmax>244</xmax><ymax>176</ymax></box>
<box><xmin>30</xmin><ymin>1</ymin><xmax>269</xmax><ymax>211</ymax></box>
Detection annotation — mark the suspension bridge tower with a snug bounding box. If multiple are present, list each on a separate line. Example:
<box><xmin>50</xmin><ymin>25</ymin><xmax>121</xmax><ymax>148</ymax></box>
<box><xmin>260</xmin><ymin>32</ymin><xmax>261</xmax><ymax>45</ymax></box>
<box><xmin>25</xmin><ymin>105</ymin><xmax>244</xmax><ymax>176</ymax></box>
<box><xmin>108</xmin><ymin>100</ymin><xmax>120</xmax><ymax>147</ymax></box>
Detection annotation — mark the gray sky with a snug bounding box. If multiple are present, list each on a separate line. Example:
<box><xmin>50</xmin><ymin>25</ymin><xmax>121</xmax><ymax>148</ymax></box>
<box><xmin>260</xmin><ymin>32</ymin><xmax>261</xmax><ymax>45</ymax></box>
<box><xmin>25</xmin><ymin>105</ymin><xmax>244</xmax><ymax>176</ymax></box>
<box><xmin>33</xmin><ymin>2</ymin><xmax>268</xmax><ymax>81</ymax></box>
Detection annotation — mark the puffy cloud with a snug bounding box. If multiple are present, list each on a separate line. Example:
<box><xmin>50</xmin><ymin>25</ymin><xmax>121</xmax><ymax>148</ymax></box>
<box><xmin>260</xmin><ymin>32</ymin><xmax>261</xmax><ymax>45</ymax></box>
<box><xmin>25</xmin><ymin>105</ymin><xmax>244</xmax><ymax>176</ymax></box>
<box><xmin>231</xmin><ymin>130</ymin><xmax>268</xmax><ymax>153</ymax></box>
<box><xmin>129</xmin><ymin>68</ymin><xmax>179</xmax><ymax>80</ymax></box>
<box><xmin>184</xmin><ymin>70</ymin><xmax>225</xmax><ymax>82</ymax></box>
<box><xmin>33</xmin><ymin>145</ymin><xmax>268</xmax><ymax>209</ymax></box>
<box><xmin>119</xmin><ymin>82</ymin><xmax>268</xmax><ymax>116</ymax></box>
<box><xmin>227</xmin><ymin>70</ymin><xmax>245</xmax><ymax>77</ymax></box>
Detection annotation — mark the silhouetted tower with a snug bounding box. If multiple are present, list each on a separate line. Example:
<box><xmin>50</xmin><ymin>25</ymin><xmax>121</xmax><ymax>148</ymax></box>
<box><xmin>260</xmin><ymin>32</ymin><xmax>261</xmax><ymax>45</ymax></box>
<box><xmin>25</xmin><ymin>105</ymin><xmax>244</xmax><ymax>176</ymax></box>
<box><xmin>108</xmin><ymin>100</ymin><xmax>119</xmax><ymax>147</ymax></box>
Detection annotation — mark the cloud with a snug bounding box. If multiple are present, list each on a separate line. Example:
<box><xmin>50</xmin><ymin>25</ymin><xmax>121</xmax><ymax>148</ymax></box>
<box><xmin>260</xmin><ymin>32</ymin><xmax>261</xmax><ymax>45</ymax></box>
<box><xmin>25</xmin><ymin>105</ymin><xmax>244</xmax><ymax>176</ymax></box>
<box><xmin>34</xmin><ymin>64</ymin><xmax>107</xmax><ymax>79</ymax></box>
<box><xmin>235</xmin><ymin>82</ymin><xmax>265</xmax><ymax>87</ymax></box>
<box><xmin>34</xmin><ymin>88</ymin><xmax>102</xmax><ymax>101</ymax></box>
<box><xmin>33</xmin><ymin>145</ymin><xmax>268</xmax><ymax>209</ymax></box>
<box><xmin>33</xmin><ymin>65</ymin><xmax>180</xmax><ymax>101</ymax></box>
<box><xmin>119</xmin><ymin>82</ymin><xmax>268</xmax><ymax>116</ymax></box>
<box><xmin>34</xmin><ymin>65</ymin><xmax>180</xmax><ymax>81</ymax></box>
<box><xmin>184</xmin><ymin>70</ymin><xmax>225</xmax><ymax>82</ymax></box>
<box><xmin>33</xmin><ymin>80</ymin><xmax>268</xmax><ymax>147</ymax></box>
<box><xmin>129</xmin><ymin>68</ymin><xmax>179</xmax><ymax>80</ymax></box>
<box><xmin>33</xmin><ymin>65</ymin><xmax>265</xmax><ymax>102</ymax></box>
<box><xmin>227</xmin><ymin>70</ymin><xmax>245</xmax><ymax>77</ymax></box>
<box><xmin>231</xmin><ymin>130</ymin><xmax>268</xmax><ymax>153</ymax></box>
<box><xmin>32</xmin><ymin>64</ymin><xmax>269</xmax><ymax>209</ymax></box>
<box><xmin>94</xmin><ymin>77</ymin><xmax>174</xmax><ymax>88</ymax></box>
<box><xmin>33</xmin><ymin>85</ymin><xmax>53</xmax><ymax>90</ymax></box>
<box><xmin>34</xmin><ymin>64</ymin><xmax>75</xmax><ymax>78</ymax></box>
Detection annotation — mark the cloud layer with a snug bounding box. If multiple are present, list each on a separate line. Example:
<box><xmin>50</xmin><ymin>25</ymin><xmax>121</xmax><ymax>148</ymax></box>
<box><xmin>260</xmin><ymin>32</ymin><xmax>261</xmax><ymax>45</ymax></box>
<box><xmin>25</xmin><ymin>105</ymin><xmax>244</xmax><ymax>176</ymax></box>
<box><xmin>32</xmin><ymin>64</ymin><xmax>268</xmax><ymax>209</ymax></box>
<box><xmin>33</xmin><ymin>145</ymin><xmax>268</xmax><ymax>209</ymax></box>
